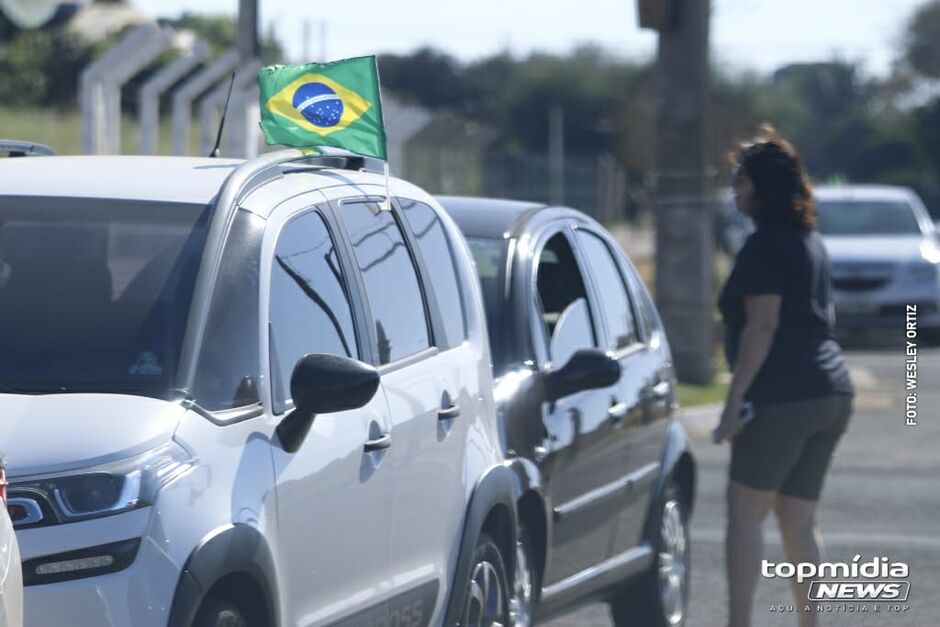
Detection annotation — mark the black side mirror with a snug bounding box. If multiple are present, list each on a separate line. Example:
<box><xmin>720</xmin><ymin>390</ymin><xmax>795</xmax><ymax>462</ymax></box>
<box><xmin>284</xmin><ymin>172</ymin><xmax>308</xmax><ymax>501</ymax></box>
<box><xmin>277</xmin><ymin>353</ymin><xmax>380</xmax><ymax>453</ymax></box>
<box><xmin>544</xmin><ymin>348</ymin><xmax>621</xmax><ymax>403</ymax></box>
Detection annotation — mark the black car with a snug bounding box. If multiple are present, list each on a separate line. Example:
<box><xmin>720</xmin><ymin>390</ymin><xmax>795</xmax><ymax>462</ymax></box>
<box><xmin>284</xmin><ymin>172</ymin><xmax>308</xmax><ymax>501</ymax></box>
<box><xmin>439</xmin><ymin>196</ymin><xmax>697</xmax><ymax>627</ymax></box>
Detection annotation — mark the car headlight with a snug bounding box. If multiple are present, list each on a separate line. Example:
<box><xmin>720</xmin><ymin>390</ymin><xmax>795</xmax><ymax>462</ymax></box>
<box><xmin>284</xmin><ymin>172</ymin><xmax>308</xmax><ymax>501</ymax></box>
<box><xmin>9</xmin><ymin>442</ymin><xmax>193</xmax><ymax>526</ymax></box>
<box><xmin>921</xmin><ymin>240</ymin><xmax>940</xmax><ymax>264</ymax></box>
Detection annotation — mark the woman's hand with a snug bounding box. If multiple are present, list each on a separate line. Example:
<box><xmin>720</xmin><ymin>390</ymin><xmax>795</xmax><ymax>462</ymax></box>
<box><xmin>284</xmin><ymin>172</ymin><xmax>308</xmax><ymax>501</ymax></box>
<box><xmin>713</xmin><ymin>394</ymin><xmax>744</xmax><ymax>443</ymax></box>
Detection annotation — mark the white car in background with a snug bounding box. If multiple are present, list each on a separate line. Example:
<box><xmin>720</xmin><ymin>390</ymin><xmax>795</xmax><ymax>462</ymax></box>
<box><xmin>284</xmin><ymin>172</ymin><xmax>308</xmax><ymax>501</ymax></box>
<box><xmin>816</xmin><ymin>185</ymin><xmax>940</xmax><ymax>342</ymax></box>
<box><xmin>717</xmin><ymin>184</ymin><xmax>940</xmax><ymax>342</ymax></box>
<box><xmin>1</xmin><ymin>454</ymin><xmax>23</xmax><ymax>627</ymax></box>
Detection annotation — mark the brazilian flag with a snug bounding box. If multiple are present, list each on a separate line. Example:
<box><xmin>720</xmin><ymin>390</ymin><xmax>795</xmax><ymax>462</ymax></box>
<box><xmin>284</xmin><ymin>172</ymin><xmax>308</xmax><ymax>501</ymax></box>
<box><xmin>258</xmin><ymin>56</ymin><xmax>386</xmax><ymax>160</ymax></box>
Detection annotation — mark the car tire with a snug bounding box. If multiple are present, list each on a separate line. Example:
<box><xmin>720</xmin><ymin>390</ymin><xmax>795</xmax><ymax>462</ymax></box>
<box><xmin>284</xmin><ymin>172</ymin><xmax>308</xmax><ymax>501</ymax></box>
<box><xmin>610</xmin><ymin>481</ymin><xmax>690</xmax><ymax>627</ymax></box>
<box><xmin>193</xmin><ymin>597</ymin><xmax>249</xmax><ymax>627</ymax></box>
<box><xmin>509</xmin><ymin>525</ymin><xmax>538</xmax><ymax>627</ymax></box>
<box><xmin>459</xmin><ymin>531</ymin><xmax>512</xmax><ymax>627</ymax></box>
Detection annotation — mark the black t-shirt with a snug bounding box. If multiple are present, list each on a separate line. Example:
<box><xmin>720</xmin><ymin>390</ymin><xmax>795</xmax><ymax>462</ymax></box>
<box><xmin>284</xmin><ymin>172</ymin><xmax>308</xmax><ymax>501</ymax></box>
<box><xmin>718</xmin><ymin>223</ymin><xmax>854</xmax><ymax>407</ymax></box>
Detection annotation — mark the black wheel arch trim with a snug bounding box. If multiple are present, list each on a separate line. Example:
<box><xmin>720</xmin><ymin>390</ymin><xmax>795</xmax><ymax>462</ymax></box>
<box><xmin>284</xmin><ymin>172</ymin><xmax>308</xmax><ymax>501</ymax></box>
<box><xmin>442</xmin><ymin>463</ymin><xmax>519</xmax><ymax>626</ymax></box>
<box><xmin>167</xmin><ymin>523</ymin><xmax>279</xmax><ymax>627</ymax></box>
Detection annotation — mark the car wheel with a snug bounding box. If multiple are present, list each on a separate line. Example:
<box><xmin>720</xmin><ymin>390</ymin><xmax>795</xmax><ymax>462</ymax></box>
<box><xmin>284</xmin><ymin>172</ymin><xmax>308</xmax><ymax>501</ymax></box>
<box><xmin>460</xmin><ymin>532</ymin><xmax>512</xmax><ymax>627</ymax></box>
<box><xmin>193</xmin><ymin>597</ymin><xmax>249</xmax><ymax>627</ymax></box>
<box><xmin>509</xmin><ymin>526</ymin><xmax>538</xmax><ymax>627</ymax></box>
<box><xmin>610</xmin><ymin>481</ymin><xmax>690</xmax><ymax>627</ymax></box>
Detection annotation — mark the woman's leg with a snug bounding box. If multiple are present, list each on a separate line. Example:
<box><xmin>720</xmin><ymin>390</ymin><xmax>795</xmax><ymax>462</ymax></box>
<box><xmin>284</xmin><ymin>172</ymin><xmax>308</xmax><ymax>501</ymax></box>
<box><xmin>726</xmin><ymin>480</ymin><xmax>776</xmax><ymax>627</ymax></box>
<box><xmin>774</xmin><ymin>494</ymin><xmax>822</xmax><ymax>627</ymax></box>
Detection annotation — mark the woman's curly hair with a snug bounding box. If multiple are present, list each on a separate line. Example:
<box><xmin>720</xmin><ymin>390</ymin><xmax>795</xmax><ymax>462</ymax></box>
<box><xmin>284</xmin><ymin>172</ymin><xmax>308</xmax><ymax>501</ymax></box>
<box><xmin>732</xmin><ymin>125</ymin><xmax>817</xmax><ymax>230</ymax></box>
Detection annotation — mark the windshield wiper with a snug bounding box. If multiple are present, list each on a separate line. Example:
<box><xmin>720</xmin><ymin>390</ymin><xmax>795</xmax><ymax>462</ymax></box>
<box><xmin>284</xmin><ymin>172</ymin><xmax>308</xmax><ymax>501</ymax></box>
<box><xmin>0</xmin><ymin>382</ymin><xmax>69</xmax><ymax>395</ymax></box>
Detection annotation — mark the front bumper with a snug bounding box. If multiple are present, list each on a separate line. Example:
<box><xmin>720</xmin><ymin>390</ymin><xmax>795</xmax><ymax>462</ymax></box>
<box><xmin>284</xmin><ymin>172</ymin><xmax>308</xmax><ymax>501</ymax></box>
<box><xmin>833</xmin><ymin>280</ymin><xmax>940</xmax><ymax>330</ymax></box>
<box><xmin>18</xmin><ymin>509</ymin><xmax>179</xmax><ymax>627</ymax></box>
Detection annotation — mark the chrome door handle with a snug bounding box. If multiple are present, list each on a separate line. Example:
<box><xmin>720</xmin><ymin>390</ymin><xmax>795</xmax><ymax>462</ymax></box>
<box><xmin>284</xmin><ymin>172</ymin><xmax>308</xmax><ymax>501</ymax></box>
<box><xmin>608</xmin><ymin>401</ymin><xmax>629</xmax><ymax>424</ymax></box>
<box><xmin>533</xmin><ymin>445</ymin><xmax>549</xmax><ymax>462</ymax></box>
<box><xmin>651</xmin><ymin>381</ymin><xmax>671</xmax><ymax>401</ymax></box>
<box><xmin>364</xmin><ymin>434</ymin><xmax>392</xmax><ymax>453</ymax></box>
<box><xmin>438</xmin><ymin>403</ymin><xmax>461</xmax><ymax>421</ymax></box>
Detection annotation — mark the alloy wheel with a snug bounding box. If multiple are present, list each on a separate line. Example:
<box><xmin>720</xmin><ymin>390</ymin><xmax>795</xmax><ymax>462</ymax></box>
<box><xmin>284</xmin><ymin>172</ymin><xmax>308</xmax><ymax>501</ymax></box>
<box><xmin>508</xmin><ymin>537</ymin><xmax>533</xmax><ymax>626</ymax></box>
<box><xmin>465</xmin><ymin>559</ymin><xmax>507</xmax><ymax>627</ymax></box>
<box><xmin>657</xmin><ymin>499</ymin><xmax>688</xmax><ymax>626</ymax></box>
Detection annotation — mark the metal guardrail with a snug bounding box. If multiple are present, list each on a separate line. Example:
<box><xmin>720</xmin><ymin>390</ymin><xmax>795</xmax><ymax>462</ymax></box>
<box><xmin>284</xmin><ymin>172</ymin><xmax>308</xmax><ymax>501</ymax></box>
<box><xmin>0</xmin><ymin>140</ymin><xmax>55</xmax><ymax>157</ymax></box>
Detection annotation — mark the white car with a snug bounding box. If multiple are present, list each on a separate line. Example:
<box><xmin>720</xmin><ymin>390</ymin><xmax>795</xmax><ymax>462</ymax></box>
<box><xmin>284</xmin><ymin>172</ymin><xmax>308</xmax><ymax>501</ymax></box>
<box><xmin>1</xmin><ymin>454</ymin><xmax>23</xmax><ymax>627</ymax></box>
<box><xmin>0</xmin><ymin>148</ymin><xmax>520</xmax><ymax>627</ymax></box>
<box><xmin>816</xmin><ymin>185</ymin><xmax>940</xmax><ymax>342</ymax></box>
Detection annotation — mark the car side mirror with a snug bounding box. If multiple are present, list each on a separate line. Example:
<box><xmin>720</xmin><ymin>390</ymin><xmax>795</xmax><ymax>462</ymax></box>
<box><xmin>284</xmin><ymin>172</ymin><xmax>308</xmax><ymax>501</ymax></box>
<box><xmin>544</xmin><ymin>348</ymin><xmax>621</xmax><ymax>403</ymax></box>
<box><xmin>276</xmin><ymin>353</ymin><xmax>380</xmax><ymax>453</ymax></box>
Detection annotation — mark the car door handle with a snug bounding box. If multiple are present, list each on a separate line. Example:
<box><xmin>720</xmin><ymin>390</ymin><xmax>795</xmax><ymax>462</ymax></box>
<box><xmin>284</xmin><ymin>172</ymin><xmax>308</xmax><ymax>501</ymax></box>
<box><xmin>651</xmin><ymin>381</ymin><xmax>671</xmax><ymax>401</ymax></box>
<box><xmin>364</xmin><ymin>434</ymin><xmax>392</xmax><ymax>453</ymax></box>
<box><xmin>438</xmin><ymin>403</ymin><xmax>461</xmax><ymax>421</ymax></box>
<box><xmin>608</xmin><ymin>401</ymin><xmax>629</xmax><ymax>424</ymax></box>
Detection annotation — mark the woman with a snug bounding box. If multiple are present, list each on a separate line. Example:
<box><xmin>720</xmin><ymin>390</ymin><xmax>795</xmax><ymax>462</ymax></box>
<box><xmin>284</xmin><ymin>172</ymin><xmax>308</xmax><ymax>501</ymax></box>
<box><xmin>715</xmin><ymin>128</ymin><xmax>855</xmax><ymax>627</ymax></box>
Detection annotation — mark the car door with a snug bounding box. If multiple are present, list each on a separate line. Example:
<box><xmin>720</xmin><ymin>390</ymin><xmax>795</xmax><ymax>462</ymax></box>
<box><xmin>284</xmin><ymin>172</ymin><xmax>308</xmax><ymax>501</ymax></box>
<box><xmin>332</xmin><ymin>193</ymin><xmax>470</xmax><ymax>624</ymax></box>
<box><xmin>573</xmin><ymin>226</ymin><xmax>656</xmax><ymax>554</ymax></box>
<box><xmin>531</xmin><ymin>226</ymin><xmax>626</xmax><ymax>585</ymax></box>
<box><xmin>264</xmin><ymin>199</ymin><xmax>396</xmax><ymax>626</ymax></box>
<box><xmin>618</xmin><ymin>248</ymin><xmax>676</xmax><ymax>545</ymax></box>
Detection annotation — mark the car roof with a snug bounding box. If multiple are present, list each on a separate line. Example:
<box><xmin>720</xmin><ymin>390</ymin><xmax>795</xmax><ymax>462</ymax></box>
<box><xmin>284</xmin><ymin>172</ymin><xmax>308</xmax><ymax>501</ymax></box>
<box><xmin>436</xmin><ymin>195</ymin><xmax>547</xmax><ymax>239</ymax></box>
<box><xmin>0</xmin><ymin>156</ymin><xmax>244</xmax><ymax>204</ymax></box>
<box><xmin>813</xmin><ymin>184</ymin><xmax>917</xmax><ymax>203</ymax></box>
<box><xmin>0</xmin><ymin>155</ymin><xmax>409</xmax><ymax>207</ymax></box>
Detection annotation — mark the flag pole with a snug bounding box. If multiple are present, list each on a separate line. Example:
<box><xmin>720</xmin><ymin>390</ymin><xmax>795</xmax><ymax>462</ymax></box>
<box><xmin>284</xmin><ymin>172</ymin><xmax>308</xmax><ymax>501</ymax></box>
<box><xmin>371</xmin><ymin>55</ymin><xmax>392</xmax><ymax>212</ymax></box>
<box><xmin>383</xmin><ymin>161</ymin><xmax>391</xmax><ymax>212</ymax></box>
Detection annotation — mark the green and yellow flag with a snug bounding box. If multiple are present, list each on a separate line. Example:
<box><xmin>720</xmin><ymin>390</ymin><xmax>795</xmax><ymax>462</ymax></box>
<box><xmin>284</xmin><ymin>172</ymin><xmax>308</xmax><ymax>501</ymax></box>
<box><xmin>258</xmin><ymin>56</ymin><xmax>386</xmax><ymax>159</ymax></box>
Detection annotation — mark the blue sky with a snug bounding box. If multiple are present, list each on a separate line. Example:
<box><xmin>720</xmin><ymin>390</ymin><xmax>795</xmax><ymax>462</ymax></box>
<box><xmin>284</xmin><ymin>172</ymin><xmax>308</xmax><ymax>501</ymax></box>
<box><xmin>136</xmin><ymin>0</ymin><xmax>927</xmax><ymax>77</ymax></box>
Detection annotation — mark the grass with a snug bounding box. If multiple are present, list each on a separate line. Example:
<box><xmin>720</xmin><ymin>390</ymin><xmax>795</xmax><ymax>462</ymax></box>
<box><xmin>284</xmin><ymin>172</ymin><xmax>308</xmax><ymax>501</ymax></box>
<box><xmin>0</xmin><ymin>107</ymin><xmax>202</xmax><ymax>155</ymax></box>
<box><xmin>677</xmin><ymin>380</ymin><xmax>728</xmax><ymax>407</ymax></box>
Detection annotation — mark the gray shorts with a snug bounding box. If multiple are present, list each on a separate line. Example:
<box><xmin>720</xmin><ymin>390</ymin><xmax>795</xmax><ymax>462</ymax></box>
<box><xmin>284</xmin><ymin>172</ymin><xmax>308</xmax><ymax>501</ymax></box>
<box><xmin>729</xmin><ymin>395</ymin><xmax>853</xmax><ymax>500</ymax></box>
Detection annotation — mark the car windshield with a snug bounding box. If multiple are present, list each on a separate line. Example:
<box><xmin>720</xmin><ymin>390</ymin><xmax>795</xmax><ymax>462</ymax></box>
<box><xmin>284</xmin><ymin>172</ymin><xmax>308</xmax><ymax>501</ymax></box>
<box><xmin>467</xmin><ymin>237</ymin><xmax>509</xmax><ymax>372</ymax></box>
<box><xmin>0</xmin><ymin>197</ymin><xmax>212</xmax><ymax>398</ymax></box>
<box><xmin>816</xmin><ymin>200</ymin><xmax>923</xmax><ymax>236</ymax></box>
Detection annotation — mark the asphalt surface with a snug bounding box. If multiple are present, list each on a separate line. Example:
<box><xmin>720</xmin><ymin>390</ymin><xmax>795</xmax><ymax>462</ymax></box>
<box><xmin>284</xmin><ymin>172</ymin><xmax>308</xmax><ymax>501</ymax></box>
<box><xmin>543</xmin><ymin>335</ymin><xmax>940</xmax><ymax>626</ymax></box>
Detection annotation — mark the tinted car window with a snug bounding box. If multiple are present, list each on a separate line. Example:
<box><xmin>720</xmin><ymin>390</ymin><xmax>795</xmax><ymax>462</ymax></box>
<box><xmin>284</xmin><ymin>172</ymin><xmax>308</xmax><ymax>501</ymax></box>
<box><xmin>269</xmin><ymin>210</ymin><xmax>359</xmax><ymax>412</ymax></box>
<box><xmin>576</xmin><ymin>230</ymin><xmax>639</xmax><ymax>349</ymax></box>
<box><xmin>620</xmin><ymin>257</ymin><xmax>659</xmax><ymax>343</ymax></box>
<box><xmin>817</xmin><ymin>201</ymin><xmax>922</xmax><ymax>236</ymax></box>
<box><xmin>194</xmin><ymin>210</ymin><xmax>263</xmax><ymax>411</ymax></box>
<box><xmin>536</xmin><ymin>233</ymin><xmax>597</xmax><ymax>364</ymax></box>
<box><xmin>343</xmin><ymin>201</ymin><xmax>430</xmax><ymax>365</ymax></box>
<box><xmin>400</xmin><ymin>198</ymin><xmax>467</xmax><ymax>348</ymax></box>
<box><xmin>0</xmin><ymin>197</ymin><xmax>209</xmax><ymax>398</ymax></box>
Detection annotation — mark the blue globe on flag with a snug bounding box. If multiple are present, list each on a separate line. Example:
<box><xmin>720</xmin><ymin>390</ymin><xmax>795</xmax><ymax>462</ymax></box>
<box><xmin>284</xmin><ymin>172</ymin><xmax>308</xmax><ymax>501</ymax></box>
<box><xmin>293</xmin><ymin>82</ymin><xmax>344</xmax><ymax>128</ymax></box>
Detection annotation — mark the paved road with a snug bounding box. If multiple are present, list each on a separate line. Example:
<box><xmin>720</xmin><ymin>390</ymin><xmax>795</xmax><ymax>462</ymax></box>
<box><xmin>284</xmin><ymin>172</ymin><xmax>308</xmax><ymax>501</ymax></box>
<box><xmin>543</xmin><ymin>337</ymin><xmax>940</xmax><ymax>626</ymax></box>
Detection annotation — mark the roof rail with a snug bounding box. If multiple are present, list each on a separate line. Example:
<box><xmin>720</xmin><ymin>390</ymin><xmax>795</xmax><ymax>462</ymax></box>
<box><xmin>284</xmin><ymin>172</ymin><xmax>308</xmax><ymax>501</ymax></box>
<box><xmin>177</xmin><ymin>147</ymin><xmax>388</xmax><ymax>387</ymax></box>
<box><xmin>0</xmin><ymin>140</ymin><xmax>55</xmax><ymax>157</ymax></box>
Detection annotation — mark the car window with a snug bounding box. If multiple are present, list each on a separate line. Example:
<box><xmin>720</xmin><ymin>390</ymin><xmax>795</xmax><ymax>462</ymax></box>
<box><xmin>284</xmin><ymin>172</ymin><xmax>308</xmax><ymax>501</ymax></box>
<box><xmin>269</xmin><ymin>210</ymin><xmax>359</xmax><ymax>413</ymax></box>
<box><xmin>0</xmin><ymin>197</ymin><xmax>209</xmax><ymax>399</ymax></box>
<box><xmin>816</xmin><ymin>200</ymin><xmax>922</xmax><ymax>236</ymax></box>
<box><xmin>536</xmin><ymin>232</ymin><xmax>597</xmax><ymax>366</ymax></box>
<box><xmin>193</xmin><ymin>210</ymin><xmax>263</xmax><ymax>411</ymax></box>
<box><xmin>343</xmin><ymin>201</ymin><xmax>430</xmax><ymax>365</ymax></box>
<box><xmin>620</xmin><ymin>257</ymin><xmax>660</xmax><ymax>344</ymax></box>
<box><xmin>576</xmin><ymin>230</ymin><xmax>639</xmax><ymax>350</ymax></box>
<box><xmin>399</xmin><ymin>198</ymin><xmax>467</xmax><ymax>348</ymax></box>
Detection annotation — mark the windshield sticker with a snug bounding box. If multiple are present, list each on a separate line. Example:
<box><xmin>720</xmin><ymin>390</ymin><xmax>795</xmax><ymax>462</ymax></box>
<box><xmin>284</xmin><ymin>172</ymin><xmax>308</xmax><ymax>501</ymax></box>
<box><xmin>129</xmin><ymin>351</ymin><xmax>163</xmax><ymax>376</ymax></box>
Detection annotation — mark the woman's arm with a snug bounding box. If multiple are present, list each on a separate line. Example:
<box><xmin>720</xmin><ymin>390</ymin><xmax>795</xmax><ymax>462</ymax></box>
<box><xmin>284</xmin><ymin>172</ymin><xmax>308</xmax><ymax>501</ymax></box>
<box><xmin>714</xmin><ymin>294</ymin><xmax>782</xmax><ymax>442</ymax></box>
